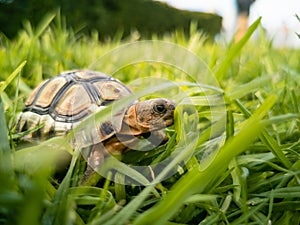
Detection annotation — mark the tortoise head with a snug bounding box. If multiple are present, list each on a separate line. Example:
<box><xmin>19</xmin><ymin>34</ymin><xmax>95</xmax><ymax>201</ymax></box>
<box><xmin>121</xmin><ymin>98</ymin><xmax>176</xmax><ymax>135</ymax></box>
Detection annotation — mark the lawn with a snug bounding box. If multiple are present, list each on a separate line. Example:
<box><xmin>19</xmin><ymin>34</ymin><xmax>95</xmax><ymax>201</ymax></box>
<box><xmin>1</xmin><ymin>14</ymin><xmax>300</xmax><ymax>225</ymax></box>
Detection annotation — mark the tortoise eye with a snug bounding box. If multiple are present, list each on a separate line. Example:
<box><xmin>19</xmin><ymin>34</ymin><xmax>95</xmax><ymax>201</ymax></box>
<box><xmin>153</xmin><ymin>104</ymin><xmax>167</xmax><ymax>113</ymax></box>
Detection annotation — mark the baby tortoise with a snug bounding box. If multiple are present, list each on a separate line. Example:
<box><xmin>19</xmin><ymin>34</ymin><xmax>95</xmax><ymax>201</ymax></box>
<box><xmin>15</xmin><ymin>70</ymin><xmax>176</xmax><ymax>183</ymax></box>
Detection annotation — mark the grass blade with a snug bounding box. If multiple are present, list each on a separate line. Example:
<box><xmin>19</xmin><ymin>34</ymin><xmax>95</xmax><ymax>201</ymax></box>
<box><xmin>214</xmin><ymin>17</ymin><xmax>261</xmax><ymax>81</ymax></box>
<box><xmin>0</xmin><ymin>95</ymin><xmax>14</xmax><ymax>188</ymax></box>
<box><xmin>235</xmin><ymin>96</ymin><xmax>292</xmax><ymax>168</ymax></box>
<box><xmin>42</xmin><ymin>146</ymin><xmax>79</xmax><ymax>225</ymax></box>
<box><xmin>34</xmin><ymin>13</ymin><xmax>56</xmax><ymax>39</ymax></box>
<box><xmin>0</xmin><ymin>96</ymin><xmax>10</xmax><ymax>153</ymax></box>
<box><xmin>0</xmin><ymin>61</ymin><xmax>27</xmax><ymax>94</ymax></box>
<box><xmin>259</xmin><ymin>131</ymin><xmax>292</xmax><ymax>168</ymax></box>
<box><xmin>226</xmin><ymin>76</ymin><xmax>271</xmax><ymax>100</ymax></box>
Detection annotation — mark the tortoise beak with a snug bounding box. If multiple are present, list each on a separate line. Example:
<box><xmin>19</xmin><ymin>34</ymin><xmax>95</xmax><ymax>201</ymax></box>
<box><xmin>163</xmin><ymin>100</ymin><xmax>176</xmax><ymax>126</ymax></box>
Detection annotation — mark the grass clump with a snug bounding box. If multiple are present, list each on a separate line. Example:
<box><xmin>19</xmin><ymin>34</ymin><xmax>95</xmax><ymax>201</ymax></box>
<box><xmin>1</xmin><ymin>14</ymin><xmax>300</xmax><ymax>225</ymax></box>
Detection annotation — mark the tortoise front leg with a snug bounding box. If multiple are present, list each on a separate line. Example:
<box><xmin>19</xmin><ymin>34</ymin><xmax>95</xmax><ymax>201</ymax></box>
<box><xmin>79</xmin><ymin>143</ymin><xmax>104</xmax><ymax>186</ymax></box>
<box><xmin>79</xmin><ymin>138</ymin><xmax>127</xmax><ymax>186</ymax></box>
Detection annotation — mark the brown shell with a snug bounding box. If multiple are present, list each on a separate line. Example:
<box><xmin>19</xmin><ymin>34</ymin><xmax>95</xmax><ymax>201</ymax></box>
<box><xmin>16</xmin><ymin>70</ymin><xmax>132</xmax><ymax>140</ymax></box>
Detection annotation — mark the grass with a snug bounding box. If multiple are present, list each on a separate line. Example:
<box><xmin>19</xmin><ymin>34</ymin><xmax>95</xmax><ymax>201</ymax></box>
<box><xmin>1</xmin><ymin>14</ymin><xmax>300</xmax><ymax>225</ymax></box>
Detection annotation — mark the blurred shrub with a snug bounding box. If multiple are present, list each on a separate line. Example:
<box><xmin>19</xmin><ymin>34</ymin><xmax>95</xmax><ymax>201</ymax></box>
<box><xmin>0</xmin><ymin>0</ymin><xmax>222</xmax><ymax>40</ymax></box>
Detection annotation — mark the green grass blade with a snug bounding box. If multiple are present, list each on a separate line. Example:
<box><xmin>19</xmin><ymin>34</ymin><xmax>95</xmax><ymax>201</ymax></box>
<box><xmin>98</xmin><ymin>157</ymin><xmax>153</xmax><ymax>186</ymax></box>
<box><xmin>0</xmin><ymin>96</ymin><xmax>10</xmax><ymax>153</ymax></box>
<box><xmin>0</xmin><ymin>96</ymin><xmax>14</xmax><ymax>187</ymax></box>
<box><xmin>226</xmin><ymin>76</ymin><xmax>271</xmax><ymax>100</ymax></box>
<box><xmin>102</xmin><ymin>185</ymin><xmax>156</xmax><ymax>225</ymax></box>
<box><xmin>114</xmin><ymin>173</ymin><xmax>126</xmax><ymax>201</ymax></box>
<box><xmin>230</xmin><ymin>202</ymin><xmax>266</xmax><ymax>225</ymax></box>
<box><xmin>226</xmin><ymin>110</ymin><xmax>234</xmax><ymax>141</ymax></box>
<box><xmin>39</xmin><ymin>141</ymin><xmax>78</xmax><ymax>225</ymax></box>
<box><xmin>14</xmin><ymin>137</ymin><xmax>73</xmax><ymax>173</ymax></box>
<box><xmin>0</xmin><ymin>61</ymin><xmax>27</xmax><ymax>94</ymax></box>
<box><xmin>214</xmin><ymin>17</ymin><xmax>261</xmax><ymax>81</ymax></box>
<box><xmin>259</xmin><ymin>131</ymin><xmax>292</xmax><ymax>168</ymax></box>
<box><xmin>34</xmin><ymin>13</ymin><xmax>56</xmax><ymax>39</ymax></box>
<box><xmin>235</xmin><ymin>96</ymin><xmax>292</xmax><ymax>168</ymax></box>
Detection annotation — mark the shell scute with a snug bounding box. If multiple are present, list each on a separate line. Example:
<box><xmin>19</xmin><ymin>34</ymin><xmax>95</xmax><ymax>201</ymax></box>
<box><xmin>25</xmin><ymin>80</ymin><xmax>48</xmax><ymax>107</ymax></box>
<box><xmin>54</xmin><ymin>84</ymin><xmax>92</xmax><ymax>117</ymax></box>
<box><xmin>93</xmin><ymin>80</ymin><xmax>131</xmax><ymax>100</ymax></box>
<box><xmin>34</xmin><ymin>77</ymin><xmax>68</xmax><ymax>108</ymax></box>
<box><xmin>74</xmin><ymin>70</ymin><xmax>109</xmax><ymax>80</ymax></box>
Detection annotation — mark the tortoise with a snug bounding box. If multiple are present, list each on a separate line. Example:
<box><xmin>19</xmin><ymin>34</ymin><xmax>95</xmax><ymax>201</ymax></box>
<box><xmin>15</xmin><ymin>70</ymin><xmax>176</xmax><ymax>183</ymax></box>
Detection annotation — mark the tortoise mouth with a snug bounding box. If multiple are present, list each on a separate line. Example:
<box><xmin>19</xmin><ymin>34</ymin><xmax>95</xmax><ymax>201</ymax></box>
<box><xmin>152</xmin><ymin>113</ymin><xmax>175</xmax><ymax>129</ymax></box>
<box><xmin>164</xmin><ymin>115</ymin><xmax>175</xmax><ymax>127</ymax></box>
<box><xmin>162</xmin><ymin>104</ymin><xmax>175</xmax><ymax>127</ymax></box>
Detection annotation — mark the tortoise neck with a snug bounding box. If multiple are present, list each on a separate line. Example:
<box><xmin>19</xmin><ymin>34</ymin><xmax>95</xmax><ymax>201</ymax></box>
<box><xmin>121</xmin><ymin>105</ymin><xmax>150</xmax><ymax>135</ymax></box>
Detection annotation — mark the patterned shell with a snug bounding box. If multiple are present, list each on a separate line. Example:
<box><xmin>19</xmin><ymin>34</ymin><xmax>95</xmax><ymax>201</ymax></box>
<box><xmin>16</xmin><ymin>70</ymin><xmax>132</xmax><ymax>140</ymax></box>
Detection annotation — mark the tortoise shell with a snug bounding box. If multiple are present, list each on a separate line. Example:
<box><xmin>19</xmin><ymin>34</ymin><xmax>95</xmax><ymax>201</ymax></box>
<box><xmin>16</xmin><ymin>70</ymin><xmax>132</xmax><ymax>140</ymax></box>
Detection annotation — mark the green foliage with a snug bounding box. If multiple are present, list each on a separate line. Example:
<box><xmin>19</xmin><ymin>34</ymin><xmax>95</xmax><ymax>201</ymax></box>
<box><xmin>1</xmin><ymin>13</ymin><xmax>300</xmax><ymax>225</ymax></box>
<box><xmin>0</xmin><ymin>0</ymin><xmax>222</xmax><ymax>40</ymax></box>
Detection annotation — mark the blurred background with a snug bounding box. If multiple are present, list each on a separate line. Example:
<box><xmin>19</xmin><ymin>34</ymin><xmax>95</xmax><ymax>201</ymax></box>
<box><xmin>158</xmin><ymin>0</ymin><xmax>300</xmax><ymax>47</ymax></box>
<box><xmin>0</xmin><ymin>0</ymin><xmax>299</xmax><ymax>47</ymax></box>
